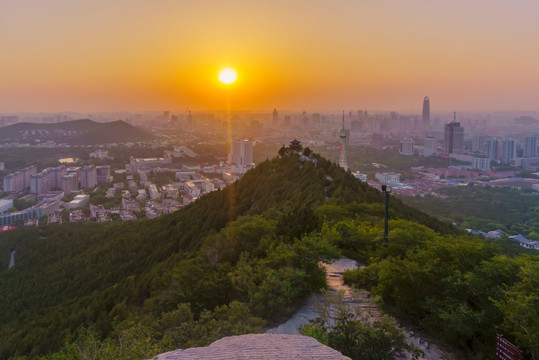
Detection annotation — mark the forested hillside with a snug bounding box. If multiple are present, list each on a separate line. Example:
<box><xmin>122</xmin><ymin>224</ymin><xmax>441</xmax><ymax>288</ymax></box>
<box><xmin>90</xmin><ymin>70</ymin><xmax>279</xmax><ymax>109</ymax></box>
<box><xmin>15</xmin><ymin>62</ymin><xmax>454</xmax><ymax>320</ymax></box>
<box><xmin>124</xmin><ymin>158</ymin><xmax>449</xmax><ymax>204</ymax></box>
<box><xmin>0</xmin><ymin>119</ymin><xmax>154</xmax><ymax>145</ymax></box>
<box><xmin>0</xmin><ymin>150</ymin><xmax>536</xmax><ymax>360</ymax></box>
<box><xmin>401</xmin><ymin>185</ymin><xmax>539</xmax><ymax>238</ymax></box>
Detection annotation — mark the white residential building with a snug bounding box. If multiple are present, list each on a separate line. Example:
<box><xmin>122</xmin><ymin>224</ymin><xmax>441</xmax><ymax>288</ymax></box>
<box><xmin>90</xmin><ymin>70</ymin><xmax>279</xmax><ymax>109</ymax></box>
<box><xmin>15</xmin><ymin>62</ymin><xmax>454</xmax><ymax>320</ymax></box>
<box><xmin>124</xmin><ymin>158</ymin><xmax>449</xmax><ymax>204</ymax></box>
<box><xmin>375</xmin><ymin>172</ymin><xmax>401</xmax><ymax>185</ymax></box>
<box><xmin>66</xmin><ymin>194</ymin><xmax>90</xmax><ymax>209</ymax></box>
<box><xmin>399</xmin><ymin>138</ymin><xmax>414</xmax><ymax>155</ymax></box>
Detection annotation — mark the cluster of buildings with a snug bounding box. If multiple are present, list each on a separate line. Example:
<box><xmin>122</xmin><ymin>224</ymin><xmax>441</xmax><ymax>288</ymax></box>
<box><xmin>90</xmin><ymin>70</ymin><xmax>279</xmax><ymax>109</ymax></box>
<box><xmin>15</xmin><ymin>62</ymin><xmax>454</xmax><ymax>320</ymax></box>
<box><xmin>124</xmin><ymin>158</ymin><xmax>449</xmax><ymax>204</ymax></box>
<box><xmin>2</xmin><ymin>164</ymin><xmax>112</xmax><ymax>195</ymax></box>
<box><xmin>228</xmin><ymin>138</ymin><xmax>255</xmax><ymax>175</ymax></box>
<box><xmin>466</xmin><ymin>229</ymin><xmax>539</xmax><ymax>251</ymax></box>
<box><xmin>0</xmin><ymin>200</ymin><xmax>60</xmax><ymax>227</ymax></box>
<box><xmin>393</xmin><ymin>98</ymin><xmax>539</xmax><ymax>173</ymax></box>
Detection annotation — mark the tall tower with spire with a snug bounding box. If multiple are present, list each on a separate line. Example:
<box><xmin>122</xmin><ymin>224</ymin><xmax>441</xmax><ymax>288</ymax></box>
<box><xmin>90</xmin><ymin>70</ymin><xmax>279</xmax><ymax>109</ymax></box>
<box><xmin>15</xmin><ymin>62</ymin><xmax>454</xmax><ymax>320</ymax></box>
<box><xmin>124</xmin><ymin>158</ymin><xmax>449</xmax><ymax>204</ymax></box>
<box><xmin>339</xmin><ymin>111</ymin><xmax>349</xmax><ymax>171</ymax></box>
<box><xmin>422</xmin><ymin>96</ymin><xmax>430</xmax><ymax>129</ymax></box>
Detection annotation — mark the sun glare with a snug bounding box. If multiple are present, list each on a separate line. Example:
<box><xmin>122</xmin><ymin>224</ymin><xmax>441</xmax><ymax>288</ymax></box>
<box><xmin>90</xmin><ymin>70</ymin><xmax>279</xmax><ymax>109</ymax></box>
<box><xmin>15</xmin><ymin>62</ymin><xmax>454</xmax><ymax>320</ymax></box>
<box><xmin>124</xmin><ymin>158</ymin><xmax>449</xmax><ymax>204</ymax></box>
<box><xmin>218</xmin><ymin>68</ymin><xmax>238</xmax><ymax>85</ymax></box>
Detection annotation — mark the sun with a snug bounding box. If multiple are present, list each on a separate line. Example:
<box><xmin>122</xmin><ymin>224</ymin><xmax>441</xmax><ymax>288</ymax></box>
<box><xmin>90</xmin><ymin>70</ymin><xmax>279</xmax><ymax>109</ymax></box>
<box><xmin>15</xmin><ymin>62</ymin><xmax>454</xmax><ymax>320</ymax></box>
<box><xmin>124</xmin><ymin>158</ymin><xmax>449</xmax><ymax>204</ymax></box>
<box><xmin>218</xmin><ymin>68</ymin><xmax>238</xmax><ymax>85</ymax></box>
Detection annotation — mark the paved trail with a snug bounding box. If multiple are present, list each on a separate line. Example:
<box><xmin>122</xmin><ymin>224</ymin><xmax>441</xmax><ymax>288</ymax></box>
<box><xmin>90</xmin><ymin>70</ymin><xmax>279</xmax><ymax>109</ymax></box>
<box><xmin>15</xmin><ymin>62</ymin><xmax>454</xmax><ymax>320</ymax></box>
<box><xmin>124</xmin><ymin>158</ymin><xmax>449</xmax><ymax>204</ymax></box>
<box><xmin>267</xmin><ymin>258</ymin><xmax>446</xmax><ymax>360</ymax></box>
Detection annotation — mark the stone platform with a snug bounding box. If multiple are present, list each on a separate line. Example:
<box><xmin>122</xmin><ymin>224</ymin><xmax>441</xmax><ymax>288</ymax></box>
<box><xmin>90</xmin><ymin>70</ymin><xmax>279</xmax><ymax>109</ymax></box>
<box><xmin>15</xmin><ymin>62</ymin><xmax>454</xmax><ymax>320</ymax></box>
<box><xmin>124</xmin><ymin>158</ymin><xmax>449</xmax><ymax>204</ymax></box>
<box><xmin>153</xmin><ymin>334</ymin><xmax>350</xmax><ymax>360</ymax></box>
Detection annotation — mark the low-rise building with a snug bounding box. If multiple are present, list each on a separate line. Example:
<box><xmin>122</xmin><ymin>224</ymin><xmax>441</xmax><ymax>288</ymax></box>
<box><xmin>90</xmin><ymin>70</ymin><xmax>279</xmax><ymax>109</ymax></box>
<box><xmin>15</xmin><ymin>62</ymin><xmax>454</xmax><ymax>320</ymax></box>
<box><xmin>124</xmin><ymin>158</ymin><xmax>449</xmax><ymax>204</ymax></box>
<box><xmin>0</xmin><ymin>200</ymin><xmax>58</xmax><ymax>226</ymax></box>
<box><xmin>185</xmin><ymin>182</ymin><xmax>201</xmax><ymax>197</ymax></box>
<box><xmin>66</xmin><ymin>194</ymin><xmax>90</xmax><ymax>209</ymax></box>
<box><xmin>472</xmin><ymin>154</ymin><xmax>491</xmax><ymax>171</ymax></box>
<box><xmin>352</xmin><ymin>171</ymin><xmax>368</xmax><ymax>182</ymax></box>
<box><xmin>147</xmin><ymin>183</ymin><xmax>160</xmax><ymax>199</ymax></box>
<box><xmin>119</xmin><ymin>210</ymin><xmax>137</xmax><ymax>221</ymax></box>
<box><xmin>70</xmin><ymin>210</ymin><xmax>87</xmax><ymax>222</ymax></box>
<box><xmin>183</xmin><ymin>193</ymin><xmax>197</xmax><ymax>206</ymax></box>
<box><xmin>136</xmin><ymin>189</ymin><xmax>148</xmax><ymax>201</ymax></box>
<box><xmin>89</xmin><ymin>149</ymin><xmax>108</xmax><ymax>159</ymax></box>
<box><xmin>375</xmin><ymin>172</ymin><xmax>401</xmax><ymax>185</ymax></box>
<box><xmin>105</xmin><ymin>187</ymin><xmax>116</xmax><ymax>198</ymax></box>
<box><xmin>128</xmin><ymin>156</ymin><xmax>172</xmax><ymax>173</ymax></box>
<box><xmin>509</xmin><ymin>235</ymin><xmax>539</xmax><ymax>250</ymax></box>
<box><xmin>122</xmin><ymin>198</ymin><xmax>141</xmax><ymax>211</ymax></box>
<box><xmin>0</xmin><ymin>199</ymin><xmax>14</xmax><ymax>214</ymax></box>
<box><xmin>42</xmin><ymin>191</ymin><xmax>65</xmax><ymax>203</ymax></box>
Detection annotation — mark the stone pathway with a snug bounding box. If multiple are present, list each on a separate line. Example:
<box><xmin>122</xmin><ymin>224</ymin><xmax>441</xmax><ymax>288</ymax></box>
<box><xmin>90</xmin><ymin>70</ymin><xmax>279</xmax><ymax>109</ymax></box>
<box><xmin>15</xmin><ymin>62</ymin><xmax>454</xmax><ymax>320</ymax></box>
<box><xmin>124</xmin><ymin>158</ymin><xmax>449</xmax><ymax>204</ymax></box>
<box><xmin>268</xmin><ymin>258</ymin><xmax>446</xmax><ymax>360</ymax></box>
<box><xmin>153</xmin><ymin>258</ymin><xmax>447</xmax><ymax>359</ymax></box>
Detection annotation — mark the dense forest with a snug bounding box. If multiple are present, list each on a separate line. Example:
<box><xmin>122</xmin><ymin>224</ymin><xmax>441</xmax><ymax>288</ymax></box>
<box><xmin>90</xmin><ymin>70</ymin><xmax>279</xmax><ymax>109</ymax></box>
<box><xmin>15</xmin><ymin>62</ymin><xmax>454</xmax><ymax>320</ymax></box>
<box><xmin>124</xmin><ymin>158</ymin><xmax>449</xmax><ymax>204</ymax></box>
<box><xmin>0</xmin><ymin>150</ymin><xmax>537</xmax><ymax>359</ymax></box>
<box><xmin>401</xmin><ymin>185</ymin><xmax>539</xmax><ymax>238</ymax></box>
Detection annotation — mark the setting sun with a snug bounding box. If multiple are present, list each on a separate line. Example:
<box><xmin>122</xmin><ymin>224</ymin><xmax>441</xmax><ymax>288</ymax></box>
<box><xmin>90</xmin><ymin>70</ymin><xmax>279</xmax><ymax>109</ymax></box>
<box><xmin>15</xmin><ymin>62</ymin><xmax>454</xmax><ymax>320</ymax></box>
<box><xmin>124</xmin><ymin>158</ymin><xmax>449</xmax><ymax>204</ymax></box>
<box><xmin>218</xmin><ymin>68</ymin><xmax>238</xmax><ymax>85</ymax></box>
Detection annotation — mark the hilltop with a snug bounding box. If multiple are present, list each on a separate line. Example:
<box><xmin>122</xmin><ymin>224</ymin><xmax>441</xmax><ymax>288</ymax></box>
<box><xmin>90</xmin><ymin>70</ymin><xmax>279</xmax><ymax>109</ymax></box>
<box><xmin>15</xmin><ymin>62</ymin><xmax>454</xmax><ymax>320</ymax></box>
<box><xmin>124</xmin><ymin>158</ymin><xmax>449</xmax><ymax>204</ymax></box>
<box><xmin>0</xmin><ymin>119</ymin><xmax>155</xmax><ymax>145</ymax></box>
<box><xmin>0</xmin><ymin>149</ymin><xmax>536</xmax><ymax>359</ymax></box>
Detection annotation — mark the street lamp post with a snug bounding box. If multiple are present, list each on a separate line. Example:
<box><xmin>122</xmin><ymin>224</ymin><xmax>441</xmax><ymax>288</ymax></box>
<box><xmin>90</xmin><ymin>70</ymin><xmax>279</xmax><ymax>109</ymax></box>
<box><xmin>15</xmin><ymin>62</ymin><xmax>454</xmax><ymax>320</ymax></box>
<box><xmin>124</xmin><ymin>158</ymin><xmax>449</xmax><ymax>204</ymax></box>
<box><xmin>382</xmin><ymin>185</ymin><xmax>392</xmax><ymax>242</ymax></box>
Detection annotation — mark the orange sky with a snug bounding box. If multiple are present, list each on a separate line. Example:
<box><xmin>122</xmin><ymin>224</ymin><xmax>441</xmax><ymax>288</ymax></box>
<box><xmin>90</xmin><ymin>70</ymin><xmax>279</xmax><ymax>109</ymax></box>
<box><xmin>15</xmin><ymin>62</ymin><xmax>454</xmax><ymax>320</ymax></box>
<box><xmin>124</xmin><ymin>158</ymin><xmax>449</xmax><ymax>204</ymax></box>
<box><xmin>1</xmin><ymin>0</ymin><xmax>539</xmax><ymax>113</ymax></box>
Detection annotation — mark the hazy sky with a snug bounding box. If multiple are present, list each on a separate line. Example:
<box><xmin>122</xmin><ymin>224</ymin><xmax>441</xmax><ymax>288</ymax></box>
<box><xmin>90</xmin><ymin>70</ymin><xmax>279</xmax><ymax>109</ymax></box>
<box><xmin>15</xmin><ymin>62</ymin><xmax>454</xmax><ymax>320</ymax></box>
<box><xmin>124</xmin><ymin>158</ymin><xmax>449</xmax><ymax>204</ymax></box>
<box><xmin>1</xmin><ymin>0</ymin><xmax>539</xmax><ymax>113</ymax></box>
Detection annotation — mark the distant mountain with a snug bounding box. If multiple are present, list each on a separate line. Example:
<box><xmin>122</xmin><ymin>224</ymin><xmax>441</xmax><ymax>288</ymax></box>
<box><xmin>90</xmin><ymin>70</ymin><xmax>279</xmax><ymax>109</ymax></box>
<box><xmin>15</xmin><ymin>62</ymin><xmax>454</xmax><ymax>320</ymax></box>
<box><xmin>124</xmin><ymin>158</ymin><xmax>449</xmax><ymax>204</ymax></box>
<box><xmin>0</xmin><ymin>119</ymin><xmax>155</xmax><ymax>145</ymax></box>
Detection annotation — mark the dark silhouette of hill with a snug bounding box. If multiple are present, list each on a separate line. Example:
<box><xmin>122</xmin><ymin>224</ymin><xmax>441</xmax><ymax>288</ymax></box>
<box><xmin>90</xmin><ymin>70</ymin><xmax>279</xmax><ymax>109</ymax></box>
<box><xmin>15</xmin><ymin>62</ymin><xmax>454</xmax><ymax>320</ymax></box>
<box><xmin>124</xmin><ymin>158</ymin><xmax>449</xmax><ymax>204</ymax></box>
<box><xmin>0</xmin><ymin>119</ymin><xmax>154</xmax><ymax>145</ymax></box>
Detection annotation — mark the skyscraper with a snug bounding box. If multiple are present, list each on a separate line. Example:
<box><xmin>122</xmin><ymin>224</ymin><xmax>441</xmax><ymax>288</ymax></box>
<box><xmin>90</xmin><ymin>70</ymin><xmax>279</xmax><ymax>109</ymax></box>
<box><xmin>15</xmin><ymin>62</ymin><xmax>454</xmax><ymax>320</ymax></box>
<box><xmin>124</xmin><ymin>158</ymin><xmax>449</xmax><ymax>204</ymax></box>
<box><xmin>338</xmin><ymin>112</ymin><xmax>349</xmax><ymax>171</ymax></box>
<box><xmin>501</xmin><ymin>138</ymin><xmax>516</xmax><ymax>165</ymax></box>
<box><xmin>422</xmin><ymin>96</ymin><xmax>430</xmax><ymax>129</ymax></box>
<box><xmin>272</xmin><ymin>109</ymin><xmax>278</xmax><ymax>125</ymax></box>
<box><xmin>486</xmin><ymin>137</ymin><xmax>499</xmax><ymax>161</ymax></box>
<box><xmin>524</xmin><ymin>135</ymin><xmax>537</xmax><ymax>158</ymax></box>
<box><xmin>444</xmin><ymin>115</ymin><xmax>464</xmax><ymax>155</ymax></box>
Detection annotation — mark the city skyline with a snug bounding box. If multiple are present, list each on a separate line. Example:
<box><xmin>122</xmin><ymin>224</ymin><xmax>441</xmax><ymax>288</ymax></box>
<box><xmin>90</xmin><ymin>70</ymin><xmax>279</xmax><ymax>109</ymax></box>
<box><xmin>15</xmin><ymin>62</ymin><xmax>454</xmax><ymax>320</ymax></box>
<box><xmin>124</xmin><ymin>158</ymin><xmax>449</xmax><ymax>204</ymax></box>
<box><xmin>2</xmin><ymin>0</ymin><xmax>539</xmax><ymax>113</ymax></box>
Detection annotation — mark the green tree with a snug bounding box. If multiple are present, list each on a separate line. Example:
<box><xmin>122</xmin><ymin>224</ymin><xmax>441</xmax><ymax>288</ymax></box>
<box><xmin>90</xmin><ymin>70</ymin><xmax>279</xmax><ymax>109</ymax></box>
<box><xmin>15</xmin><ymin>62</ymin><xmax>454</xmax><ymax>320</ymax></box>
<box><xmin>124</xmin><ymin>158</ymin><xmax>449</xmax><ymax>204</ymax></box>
<box><xmin>301</xmin><ymin>292</ymin><xmax>421</xmax><ymax>360</ymax></box>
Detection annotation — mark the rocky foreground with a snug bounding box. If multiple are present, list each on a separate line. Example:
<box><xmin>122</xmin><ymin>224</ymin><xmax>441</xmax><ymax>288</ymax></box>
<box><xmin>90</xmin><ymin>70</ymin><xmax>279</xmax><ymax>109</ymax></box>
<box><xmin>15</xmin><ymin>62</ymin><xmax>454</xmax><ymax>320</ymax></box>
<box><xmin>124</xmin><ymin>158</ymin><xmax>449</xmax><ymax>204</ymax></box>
<box><xmin>153</xmin><ymin>334</ymin><xmax>350</xmax><ymax>360</ymax></box>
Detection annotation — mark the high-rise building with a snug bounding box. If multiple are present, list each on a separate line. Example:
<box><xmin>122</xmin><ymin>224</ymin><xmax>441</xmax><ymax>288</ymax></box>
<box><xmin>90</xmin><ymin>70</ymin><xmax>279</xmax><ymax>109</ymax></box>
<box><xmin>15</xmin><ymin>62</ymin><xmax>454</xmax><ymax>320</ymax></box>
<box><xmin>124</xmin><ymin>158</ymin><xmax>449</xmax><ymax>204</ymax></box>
<box><xmin>229</xmin><ymin>139</ymin><xmax>254</xmax><ymax>174</ymax></box>
<box><xmin>524</xmin><ymin>135</ymin><xmax>537</xmax><ymax>158</ymax></box>
<box><xmin>272</xmin><ymin>109</ymin><xmax>278</xmax><ymax>125</ymax></box>
<box><xmin>3</xmin><ymin>165</ymin><xmax>36</xmax><ymax>193</ymax></box>
<box><xmin>61</xmin><ymin>173</ymin><xmax>78</xmax><ymax>194</ymax></box>
<box><xmin>444</xmin><ymin>115</ymin><xmax>464</xmax><ymax>155</ymax></box>
<box><xmin>96</xmin><ymin>165</ymin><xmax>112</xmax><ymax>184</ymax></box>
<box><xmin>472</xmin><ymin>135</ymin><xmax>488</xmax><ymax>154</ymax></box>
<box><xmin>424</xmin><ymin>136</ymin><xmax>436</xmax><ymax>156</ymax></box>
<box><xmin>30</xmin><ymin>172</ymin><xmax>50</xmax><ymax>195</ymax></box>
<box><xmin>338</xmin><ymin>112</ymin><xmax>349</xmax><ymax>171</ymax></box>
<box><xmin>372</xmin><ymin>133</ymin><xmax>384</xmax><ymax>149</ymax></box>
<box><xmin>80</xmin><ymin>165</ymin><xmax>97</xmax><ymax>189</ymax></box>
<box><xmin>399</xmin><ymin>138</ymin><xmax>414</xmax><ymax>155</ymax></box>
<box><xmin>21</xmin><ymin>165</ymin><xmax>36</xmax><ymax>190</ymax></box>
<box><xmin>501</xmin><ymin>138</ymin><xmax>516</xmax><ymax>165</ymax></box>
<box><xmin>351</xmin><ymin>119</ymin><xmax>362</xmax><ymax>132</ymax></box>
<box><xmin>486</xmin><ymin>137</ymin><xmax>499</xmax><ymax>161</ymax></box>
<box><xmin>422</xmin><ymin>96</ymin><xmax>430</xmax><ymax>129</ymax></box>
<box><xmin>250</xmin><ymin>120</ymin><xmax>262</xmax><ymax>137</ymax></box>
<box><xmin>48</xmin><ymin>166</ymin><xmax>66</xmax><ymax>190</ymax></box>
<box><xmin>302</xmin><ymin>110</ymin><xmax>309</xmax><ymax>128</ymax></box>
<box><xmin>284</xmin><ymin>115</ymin><xmax>291</xmax><ymax>127</ymax></box>
<box><xmin>3</xmin><ymin>173</ymin><xmax>22</xmax><ymax>193</ymax></box>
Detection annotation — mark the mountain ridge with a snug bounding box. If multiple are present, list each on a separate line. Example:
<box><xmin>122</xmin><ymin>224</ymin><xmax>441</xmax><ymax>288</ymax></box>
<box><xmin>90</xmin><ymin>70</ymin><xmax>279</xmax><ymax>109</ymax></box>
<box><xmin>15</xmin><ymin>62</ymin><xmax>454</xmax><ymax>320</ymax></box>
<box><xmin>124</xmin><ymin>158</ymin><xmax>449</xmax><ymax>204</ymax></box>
<box><xmin>0</xmin><ymin>119</ymin><xmax>155</xmax><ymax>145</ymax></box>
<box><xmin>0</xmin><ymin>150</ymin><xmax>456</xmax><ymax>358</ymax></box>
